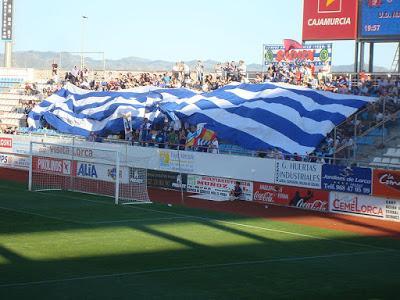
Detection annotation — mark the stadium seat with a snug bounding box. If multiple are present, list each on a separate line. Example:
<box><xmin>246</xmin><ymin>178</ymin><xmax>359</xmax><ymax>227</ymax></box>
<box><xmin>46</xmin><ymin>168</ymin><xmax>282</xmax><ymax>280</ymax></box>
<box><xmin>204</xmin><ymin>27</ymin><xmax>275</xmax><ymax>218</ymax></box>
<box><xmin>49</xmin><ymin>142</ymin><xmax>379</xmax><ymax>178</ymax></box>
<box><xmin>390</xmin><ymin>158</ymin><xmax>400</xmax><ymax>165</ymax></box>
<box><xmin>384</xmin><ymin>148</ymin><xmax>397</xmax><ymax>157</ymax></box>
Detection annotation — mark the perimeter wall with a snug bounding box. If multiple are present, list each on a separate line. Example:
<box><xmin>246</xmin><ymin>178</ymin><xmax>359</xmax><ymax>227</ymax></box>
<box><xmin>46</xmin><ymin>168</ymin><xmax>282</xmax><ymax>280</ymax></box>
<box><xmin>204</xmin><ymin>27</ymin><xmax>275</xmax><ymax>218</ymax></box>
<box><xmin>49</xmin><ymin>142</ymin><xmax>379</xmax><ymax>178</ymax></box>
<box><xmin>0</xmin><ymin>134</ymin><xmax>399</xmax><ymax>222</ymax></box>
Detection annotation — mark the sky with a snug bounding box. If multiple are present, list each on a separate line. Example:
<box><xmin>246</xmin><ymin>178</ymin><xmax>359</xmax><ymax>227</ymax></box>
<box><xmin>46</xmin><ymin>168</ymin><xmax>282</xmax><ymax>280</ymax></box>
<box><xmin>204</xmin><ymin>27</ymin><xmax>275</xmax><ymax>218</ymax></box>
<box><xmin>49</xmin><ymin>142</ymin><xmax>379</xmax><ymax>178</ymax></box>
<box><xmin>6</xmin><ymin>0</ymin><xmax>399</xmax><ymax>68</ymax></box>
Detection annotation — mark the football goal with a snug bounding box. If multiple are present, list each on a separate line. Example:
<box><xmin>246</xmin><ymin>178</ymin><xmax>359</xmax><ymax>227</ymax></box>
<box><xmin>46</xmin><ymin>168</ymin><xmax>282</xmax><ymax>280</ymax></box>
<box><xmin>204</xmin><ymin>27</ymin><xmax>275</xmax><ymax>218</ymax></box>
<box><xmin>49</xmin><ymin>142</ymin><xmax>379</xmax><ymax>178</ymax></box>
<box><xmin>28</xmin><ymin>141</ymin><xmax>151</xmax><ymax>205</ymax></box>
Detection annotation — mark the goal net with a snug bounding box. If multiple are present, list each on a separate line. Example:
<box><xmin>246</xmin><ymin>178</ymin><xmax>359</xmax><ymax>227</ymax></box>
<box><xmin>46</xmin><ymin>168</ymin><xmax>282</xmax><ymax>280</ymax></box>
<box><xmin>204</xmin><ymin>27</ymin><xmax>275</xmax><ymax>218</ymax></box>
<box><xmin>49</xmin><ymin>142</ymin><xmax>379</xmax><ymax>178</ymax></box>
<box><xmin>28</xmin><ymin>141</ymin><xmax>151</xmax><ymax>205</ymax></box>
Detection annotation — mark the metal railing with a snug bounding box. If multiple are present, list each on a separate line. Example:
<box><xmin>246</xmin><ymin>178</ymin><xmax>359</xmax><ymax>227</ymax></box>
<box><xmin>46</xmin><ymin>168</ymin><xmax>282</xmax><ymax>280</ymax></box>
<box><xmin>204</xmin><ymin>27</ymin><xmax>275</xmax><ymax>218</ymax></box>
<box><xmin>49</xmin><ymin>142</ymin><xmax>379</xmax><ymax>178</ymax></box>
<box><xmin>5</xmin><ymin>129</ymin><xmax>400</xmax><ymax>171</ymax></box>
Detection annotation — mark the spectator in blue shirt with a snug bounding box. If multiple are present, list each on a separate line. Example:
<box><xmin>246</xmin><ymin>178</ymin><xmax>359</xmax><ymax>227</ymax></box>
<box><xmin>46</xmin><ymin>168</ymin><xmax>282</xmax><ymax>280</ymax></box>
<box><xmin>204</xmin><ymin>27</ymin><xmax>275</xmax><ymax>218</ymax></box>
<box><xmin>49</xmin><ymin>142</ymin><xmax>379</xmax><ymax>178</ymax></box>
<box><xmin>230</xmin><ymin>181</ymin><xmax>243</xmax><ymax>201</ymax></box>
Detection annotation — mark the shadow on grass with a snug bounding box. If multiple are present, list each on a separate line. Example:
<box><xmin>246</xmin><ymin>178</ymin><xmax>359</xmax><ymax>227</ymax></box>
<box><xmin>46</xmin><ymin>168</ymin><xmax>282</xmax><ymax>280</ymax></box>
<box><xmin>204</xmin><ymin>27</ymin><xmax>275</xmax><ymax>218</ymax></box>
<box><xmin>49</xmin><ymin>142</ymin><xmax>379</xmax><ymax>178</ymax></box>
<box><xmin>149</xmin><ymin>189</ymin><xmax>400</xmax><ymax>239</ymax></box>
<box><xmin>0</xmin><ymin>234</ymin><xmax>399</xmax><ymax>300</ymax></box>
<box><xmin>1</xmin><ymin>180</ymin><xmax>400</xmax><ymax>298</ymax></box>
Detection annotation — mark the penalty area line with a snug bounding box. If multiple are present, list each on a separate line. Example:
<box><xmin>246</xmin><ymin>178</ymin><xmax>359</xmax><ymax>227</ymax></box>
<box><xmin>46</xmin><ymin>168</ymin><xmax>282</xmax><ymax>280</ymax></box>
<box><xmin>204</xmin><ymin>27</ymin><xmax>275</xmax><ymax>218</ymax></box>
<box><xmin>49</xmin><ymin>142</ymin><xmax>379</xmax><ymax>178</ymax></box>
<box><xmin>0</xmin><ymin>205</ymin><xmax>83</xmax><ymax>225</ymax></box>
<box><xmin>0</xmin><ymin>249</ymin><xmax>394</xmax><ymax>289</ymax></box>
<box><xmin>88</xmin><ymin>216</ymin><xmax>191</xmax><ymax>224</ymax></box>
<box><xmin>0</xmin><ymin>205</ymin><xmax>192</xmax><ymax>225</ymax></box>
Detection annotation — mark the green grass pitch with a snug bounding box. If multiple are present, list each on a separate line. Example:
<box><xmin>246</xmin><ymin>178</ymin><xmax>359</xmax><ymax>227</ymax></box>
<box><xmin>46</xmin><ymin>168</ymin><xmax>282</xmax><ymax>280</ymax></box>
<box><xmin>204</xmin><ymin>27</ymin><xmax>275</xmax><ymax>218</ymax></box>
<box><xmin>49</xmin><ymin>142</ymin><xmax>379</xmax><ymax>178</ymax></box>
<box><xmin>0</xmin><ymin>180</ymin><xmax>399</xmax><ymax>299</ymax></box>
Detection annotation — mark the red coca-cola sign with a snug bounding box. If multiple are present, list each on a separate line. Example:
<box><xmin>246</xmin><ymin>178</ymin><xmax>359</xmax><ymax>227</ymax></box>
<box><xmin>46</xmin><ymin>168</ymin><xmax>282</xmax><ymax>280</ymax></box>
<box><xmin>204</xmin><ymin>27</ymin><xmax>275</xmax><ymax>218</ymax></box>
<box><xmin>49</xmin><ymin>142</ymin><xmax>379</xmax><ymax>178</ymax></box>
<box><xmin>373</xmin><ymin>169</ymin><xmax>400</xmax><ymax>199</ymax></box>
<box><xmin>253</xmin><ymin>182</ymin><xmax>329</xmax><ymax>212</ymax></box>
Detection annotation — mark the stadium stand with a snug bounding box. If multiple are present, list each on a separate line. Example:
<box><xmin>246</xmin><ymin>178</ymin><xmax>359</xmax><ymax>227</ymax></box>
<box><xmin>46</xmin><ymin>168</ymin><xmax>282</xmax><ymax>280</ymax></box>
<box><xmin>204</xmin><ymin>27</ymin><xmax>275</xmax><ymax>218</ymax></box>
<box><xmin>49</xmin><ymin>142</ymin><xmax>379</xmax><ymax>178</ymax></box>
<box><xmin>0</xmin><ymin>85</ymin><xmax>42</xmax><ymax>131</ymax></box>
<box><xmin>1</xmin><ymin>64</ymin><xmax>399</xmax><ymax>169</ymax></box>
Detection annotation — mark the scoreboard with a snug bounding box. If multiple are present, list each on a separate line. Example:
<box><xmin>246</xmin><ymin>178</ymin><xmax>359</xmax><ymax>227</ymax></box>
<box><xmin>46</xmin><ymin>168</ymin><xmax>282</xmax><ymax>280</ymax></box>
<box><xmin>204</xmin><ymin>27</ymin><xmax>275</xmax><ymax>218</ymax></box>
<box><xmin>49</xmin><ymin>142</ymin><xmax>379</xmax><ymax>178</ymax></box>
<box><xmin>1</xmin><ymin>0</ymin><xmax>13</xmax><ymax>40</ymax></box>
<box><xmin>359</xmin><ymin>0</ymin><xmax>400</xmax><ymax>40</ymax></box>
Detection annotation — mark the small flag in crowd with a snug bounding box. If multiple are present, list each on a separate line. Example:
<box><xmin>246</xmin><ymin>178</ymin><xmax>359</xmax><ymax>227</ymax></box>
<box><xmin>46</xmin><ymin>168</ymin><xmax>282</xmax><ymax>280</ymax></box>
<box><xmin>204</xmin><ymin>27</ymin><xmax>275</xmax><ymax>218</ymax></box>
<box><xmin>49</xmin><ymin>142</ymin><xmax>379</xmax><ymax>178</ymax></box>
<box><xmin>186</xmin><ymin>127</ymin><xmax>217</xmax><ymax>148</ymax></box>
<box><xmin>283</xmin><ymin>39</ymin><xmax>303</xmax><ymax>52</ymax></box>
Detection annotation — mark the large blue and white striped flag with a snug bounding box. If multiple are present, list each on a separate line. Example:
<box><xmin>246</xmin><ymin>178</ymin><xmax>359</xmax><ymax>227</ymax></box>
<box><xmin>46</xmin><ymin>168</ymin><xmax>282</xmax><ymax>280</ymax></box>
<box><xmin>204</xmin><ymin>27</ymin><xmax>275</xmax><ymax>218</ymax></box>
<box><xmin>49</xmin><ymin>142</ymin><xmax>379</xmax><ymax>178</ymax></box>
<box><xmin>28</xmin><ymin>82</ymin><xmax>376</xmax><ymax>154</ymax></box>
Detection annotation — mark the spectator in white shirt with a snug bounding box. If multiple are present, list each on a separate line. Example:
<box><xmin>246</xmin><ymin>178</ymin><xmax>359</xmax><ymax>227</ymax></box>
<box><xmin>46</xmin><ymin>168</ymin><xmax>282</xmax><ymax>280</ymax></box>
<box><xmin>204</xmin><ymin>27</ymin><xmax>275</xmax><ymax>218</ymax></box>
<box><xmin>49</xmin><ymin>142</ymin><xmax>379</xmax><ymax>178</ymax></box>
<box><xmin>208</xmin><ymin>138</ymin><xmax>219</xmax><ymax>154</ymax></box>
<box><xmin>195</xmin><ymin>60</ymin><xmax>204</xmax><ymax>83</ymax></box>
<box><xmin>183</xmin><ymin>62</ymin><xmax>190</xmax><ymax>79</ymax></box>
<box><xmin>238</xmin><ymin>60</ymin><xmax>247</xmax><ymax>82</ymax></box>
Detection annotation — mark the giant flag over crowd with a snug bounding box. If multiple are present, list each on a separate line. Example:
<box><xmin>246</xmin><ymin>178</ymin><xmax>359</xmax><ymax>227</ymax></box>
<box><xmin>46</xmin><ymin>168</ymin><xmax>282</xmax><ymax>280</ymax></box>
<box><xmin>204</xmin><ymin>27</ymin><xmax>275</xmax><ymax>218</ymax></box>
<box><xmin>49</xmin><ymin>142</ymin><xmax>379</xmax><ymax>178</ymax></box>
<box><xmin>28</xmin><ymin>82</ymin><xmax>375</xmax><ymax>155</ymax></box>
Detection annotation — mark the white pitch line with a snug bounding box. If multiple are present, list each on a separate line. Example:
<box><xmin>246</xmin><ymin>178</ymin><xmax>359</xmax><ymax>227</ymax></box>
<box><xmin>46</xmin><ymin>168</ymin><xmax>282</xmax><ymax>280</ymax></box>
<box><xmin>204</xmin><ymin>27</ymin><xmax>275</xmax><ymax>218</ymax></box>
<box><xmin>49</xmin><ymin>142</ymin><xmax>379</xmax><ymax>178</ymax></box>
<box><xmin>61</xmin><ymin>195</ymin><xmax>396</xmax><ymax>252</ymax></box>
<box><xmin>0</xmin><ymin>205</ymin><xmax>191</xmax><ymax>226</ymax></box>
<box><xmin>0</xmin><ymin>249</ymin><xmax>394</xmax><ymax>289</ymax></box>
<box><xmin>0</xmin><ymin>205</ymin><xmax>83</xmax><ymax>225</ymax></box>
<box><xmin>212</xmin><ymin>219</ymin><xmax>396</xmax><ymax>252</ymax></box>
<box><xmin>88</xmin><ymin>216</ymin><xmax>190</xmax><ymax>224</ymax></box>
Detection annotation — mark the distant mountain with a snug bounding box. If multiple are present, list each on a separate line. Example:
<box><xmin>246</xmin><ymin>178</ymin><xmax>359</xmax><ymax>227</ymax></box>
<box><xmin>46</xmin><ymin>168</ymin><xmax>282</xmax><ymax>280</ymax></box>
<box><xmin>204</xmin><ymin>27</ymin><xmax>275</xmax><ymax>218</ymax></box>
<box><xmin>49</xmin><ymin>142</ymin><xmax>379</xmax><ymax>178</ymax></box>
<box><xmin>0</xmin><ymin>51</ymin><xmax>219</xmax><ymax>71</ymax></box>
<box><xmin>0</xmin><ymin>51</ymin><xmax>389</xmax><ymax>73</ymax></box>
<box><xmin>331</xmin><ymin>64</ymin><xmax>388</xmax><ymax>73</ymax></box>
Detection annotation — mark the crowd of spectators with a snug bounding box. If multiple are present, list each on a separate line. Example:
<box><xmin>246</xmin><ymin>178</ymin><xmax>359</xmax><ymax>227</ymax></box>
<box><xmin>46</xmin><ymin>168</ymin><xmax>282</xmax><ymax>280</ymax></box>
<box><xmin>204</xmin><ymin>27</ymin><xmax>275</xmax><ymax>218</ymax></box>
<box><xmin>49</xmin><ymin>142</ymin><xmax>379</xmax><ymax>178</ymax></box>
<box><xmin>24</xmin><ymin>82</ymin><xmax>41</xmax><ymax>96</ymax></box>
<box><xmin>59</xmin><ymin>60</ymin><xmax>248</xmax><ymax>93</ymax></box>
<box><xmin>316</xmin><ymin>87</ymin><xmax>400</xmax><ymax>161</ymax></box>
<box><xmin>101</xmin><ymin>119</ymin><xmax>220</xmax><ymax>154</ymax></box>
<box><xmin>0</xmin><ymin>126</ymin><xmax>18</xmax><ymax>134</ymax></box>
<box><xmin>8</xmin><ymin>60</ymin><xmax>400</xmax><ymax>164</ymax></box>
<box><xmin>261</xmin><ymin>62</ymin><xmax>400</xmax><ymax>98</ymax></box>
<box><xmin>248</xmin><ymin>62</ymin><xmax>400</xmax><ymax>162</ymax></box>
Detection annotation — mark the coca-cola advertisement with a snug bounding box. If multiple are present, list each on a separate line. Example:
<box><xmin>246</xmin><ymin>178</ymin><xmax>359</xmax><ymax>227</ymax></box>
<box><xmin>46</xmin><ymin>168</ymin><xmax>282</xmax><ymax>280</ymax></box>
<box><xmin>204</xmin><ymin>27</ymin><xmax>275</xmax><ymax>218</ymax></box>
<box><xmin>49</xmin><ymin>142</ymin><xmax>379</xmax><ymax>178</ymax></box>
<box><xmin>372</xmin><ymin>169</ymin><xmax>400</xmax><ymax>200</ymax></box>
<box><xmin>253</xmin><ymin>182</ymin><xmax>329</xmax><ymax>212</ymax></box>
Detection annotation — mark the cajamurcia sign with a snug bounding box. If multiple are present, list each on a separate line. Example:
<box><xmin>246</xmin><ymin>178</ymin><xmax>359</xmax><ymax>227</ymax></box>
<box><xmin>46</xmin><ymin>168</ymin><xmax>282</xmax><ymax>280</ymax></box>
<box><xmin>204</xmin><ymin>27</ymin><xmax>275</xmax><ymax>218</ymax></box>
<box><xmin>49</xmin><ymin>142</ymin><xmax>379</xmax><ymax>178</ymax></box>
<box><xmin>303</xmin><ymin>0</ymin><xmax>358</xmax><ymax>41</ymax></box>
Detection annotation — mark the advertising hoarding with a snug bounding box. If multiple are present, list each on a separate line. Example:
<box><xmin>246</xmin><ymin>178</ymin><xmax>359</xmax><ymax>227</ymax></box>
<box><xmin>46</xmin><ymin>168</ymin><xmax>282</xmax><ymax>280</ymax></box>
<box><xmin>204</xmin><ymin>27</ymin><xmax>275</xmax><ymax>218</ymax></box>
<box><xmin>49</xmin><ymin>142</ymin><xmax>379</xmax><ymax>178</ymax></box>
<box><xmin>34</xmin><ymin>143</ymin><xmax>96</xmax><ymax>160</ymax></box>
<box><xmin>0</xmin><ymin>137</ymin><xmax>12</xmax><ymax>149</ymax></box>
<box><xmin>187</xmin><ymin>175</ymin><xmax>253</xmax><ymax>201</ymax></box>
<box><xmin>263</xmin><ymin>43</ymin><xmax>332</xmax><ymax>72</ymax></box>
<box><xmin>147</xmin><ymin>170</ymin><xmax>187</xmax><ymax>191</ymax></box>
<box><xmin>321</xmin><ymin>165</ymin><xmax>372</xmax><ymax>195</ymax></box>
<box><xmin>373</xmin><ymin>169</ymin><xmax>400</xmax><ymax>199</ymax></box>
<box><xmin>128</xmin><ymin>167</ymin><xmax>146</xmax><ymax>184</ymax></box>
<box><xmin>330</xmin><ymin>192</ymin><xmax>400</xmax><ymax>221</ymax></box>
<box><xmin>32</xmin><ymin>157</ymin><xmax>71</xmax><ymax>175</ymax></box>
<box><xmin>275</xmin><ymin>160</ymin><xmax>322</xmax><ymax>189</ymax></box>
<box><xmin>0</xmin><ymin>153</ymin><xmax>30</xmax><ymax>170</ymax></box>
<box><xmin>75</xmin><ymin>161</ymin><xmax>130</xmax><ymax>183</ymax></box>
<box><xmin>253</xmin><ymin>182</ymin><xmax>329</xmax><ymax>211</ymax></box>
<box><xmin>303</xmin><ymin>0</ymin><xmax>359</xmax><ymax>41</ymax></box>
<box><xmin>159</xmin><ymin>150</ymin><xmax>195</xmax><ymax>173</ymax></box>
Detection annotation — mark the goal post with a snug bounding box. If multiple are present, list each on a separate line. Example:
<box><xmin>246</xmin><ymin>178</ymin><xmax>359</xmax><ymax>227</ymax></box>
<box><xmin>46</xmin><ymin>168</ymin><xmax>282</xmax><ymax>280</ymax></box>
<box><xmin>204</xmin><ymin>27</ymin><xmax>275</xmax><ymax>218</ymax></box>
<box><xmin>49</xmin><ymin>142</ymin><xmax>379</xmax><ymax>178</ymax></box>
<box><xmin>28</xmin><ymin>141</ymin><xmax>151</xmax><ymax>205</ymax></box>
<box><xmin>115</xmin><ymin>150</ymin><xmax>120</xmax><ymax>205</ymax></box>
